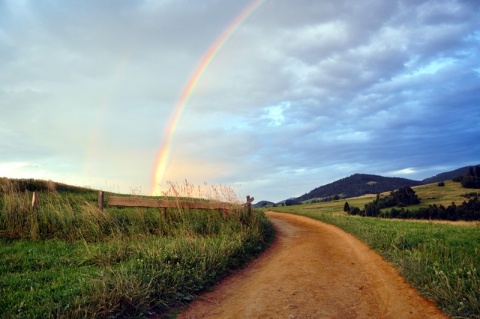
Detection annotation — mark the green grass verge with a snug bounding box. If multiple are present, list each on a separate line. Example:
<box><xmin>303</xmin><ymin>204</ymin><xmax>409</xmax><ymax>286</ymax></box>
<box><xmin>1</xmin><ymin>183</ymin><xmax>274</xmax><ymax>318</ymax></box>
<box><xmin>272</xmin><ymin>205</ymin><xmax>480</xmax><ymax>318</ymax></box>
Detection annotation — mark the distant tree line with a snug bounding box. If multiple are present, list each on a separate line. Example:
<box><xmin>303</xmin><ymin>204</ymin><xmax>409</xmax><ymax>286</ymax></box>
<box><xmin>284</xmin><ymin>199</ymin><xmax>300</xmax><ymax>206</ymax></box>
<box><xmin>453</xmin><ymin>165</ymin><xmax>480</xmax><ymax>189</ymax></box>
<box><xmin>345</xmin><ymin>186</ymin><xmax>480</xmax><ymax>221</ymax></box>
<box><xmin>347</xmin><ymin>197</ymin><xmax>480</xmax><ymax>221</ymax></box>
<box><xmin>309</xmin><ymin>194</ymin><xmax>342</xmax><ymax>204</ymax></box>
<box><xmin>354</xmin><ymin>187</ymin><xmax>420</xmax><ymax>217</ymax></box>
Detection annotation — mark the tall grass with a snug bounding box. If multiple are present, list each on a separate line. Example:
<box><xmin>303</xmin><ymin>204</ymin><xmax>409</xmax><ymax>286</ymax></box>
<box><xmin>0</xmin><ymin>180</ymin><xmax>113</xmax><ymax>242</ymax></box>
<box><xmin>0</xmin><ymin>180</ymin><xmax>273</xmax><ymax>318</ymax></box>
<box><xmin>0</xmin><ymin>179</ymin><xmax>249</xmax><ymax>242</ymax></box>
<box><xmin>273</xmin><ymin>206</ymin><xmax>480</xmax><ymax>318</ymax></box>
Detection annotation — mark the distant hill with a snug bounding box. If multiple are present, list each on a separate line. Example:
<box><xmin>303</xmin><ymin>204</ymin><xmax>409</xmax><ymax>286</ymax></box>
<box><xmin>295</xmin><ymin>174</ymin><xmax>423</xmax><ymax>202</ymax></box>
<box><xmin>253</xmin><ymin>200</ymin><xmax>276</xmax><ymax>208</ymax></box>
<box><xmin>421</xmin><ymin>166</ymin><xmax>473</xmax><ymax>184</ymax></box>
<box><xmin>293</xmin><ymin>165</ymin><xmax>478</xmax><ymax>203</ymax></box>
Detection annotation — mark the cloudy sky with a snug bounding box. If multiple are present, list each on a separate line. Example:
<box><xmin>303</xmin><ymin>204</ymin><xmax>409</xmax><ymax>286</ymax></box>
<box><xmin>1</xmin><ymin>0</ymin><xmax>479</xmax><ymax>202</ymax></box>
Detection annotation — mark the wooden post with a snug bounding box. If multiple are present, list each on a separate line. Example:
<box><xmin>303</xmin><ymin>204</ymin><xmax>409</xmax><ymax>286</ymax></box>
<box><xmin>98</xmin><ymin>191</ymin><xmax>104</xmax><ymax>211</ymax></box>
<box><xmin>222</xmin><ymin>208</ymin><xmax>228</xmax><ymax>218</ymax></box>
<box><xmin>31</xmin><ymin>191</ymin><xmax>39</xmax><ymax>211</ymax></box>
<box><xmin>246</xmin><ymin>195</ymin><xmax>254</xmax><ymax>216</ymax></box>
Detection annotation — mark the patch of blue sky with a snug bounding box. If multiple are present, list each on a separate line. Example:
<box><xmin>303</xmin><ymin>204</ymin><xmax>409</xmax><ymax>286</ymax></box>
<box><xmin>263</xmin><ymin>101</ymin><xmax>290</xmax><ymax>127</ymax></box>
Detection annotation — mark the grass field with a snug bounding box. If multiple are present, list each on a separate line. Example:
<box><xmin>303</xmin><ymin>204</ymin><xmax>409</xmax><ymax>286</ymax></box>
<box><xmin>272</xmin><ymin>181</ymin><xmax>480</xmax><ymax>318</ymax></box>
<box><xmin>0</xmin><ymin>180</ymin><xmax>274</xmax><ymax>318</ymax></box>
<box><xmin>299</xmin><ymin>180</ymin><xmax>478</xmax><ymax>211</ymax></box>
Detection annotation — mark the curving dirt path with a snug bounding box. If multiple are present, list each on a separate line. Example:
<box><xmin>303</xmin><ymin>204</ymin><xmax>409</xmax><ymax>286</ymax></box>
<box><xmin>177</xmin><ymin>211</ymin><xmax>449</xmax><ymax>319</ymax></box>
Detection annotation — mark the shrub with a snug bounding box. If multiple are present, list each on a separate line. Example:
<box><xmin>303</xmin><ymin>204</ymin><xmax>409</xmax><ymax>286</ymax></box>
<box><xmin>348</xmin><ymin>207</ymin><xmax>361</xmax><ymax>215</ymax></box>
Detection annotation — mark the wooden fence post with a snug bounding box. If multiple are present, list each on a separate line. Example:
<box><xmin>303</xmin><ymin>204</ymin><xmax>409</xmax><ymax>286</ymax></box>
<box><xmin>31</xmin><ymin>191</ymin><xmax>39</xmax><ymax>211</ymax></box>
<box><xmin>246</xmin><ymin>195</ymin><xmax>254</xmax><ymax>216</ymax></box>
<box><xmin>98</xmin><ymin>191</ymin><xmax>104</xmax><ymax>211</ymax></box>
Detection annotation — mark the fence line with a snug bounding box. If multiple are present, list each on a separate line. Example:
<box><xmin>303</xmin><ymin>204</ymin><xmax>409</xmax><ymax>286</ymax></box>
<box><xmin>106</xmin><ymin>194</ymin><xmax>254</xmax><ymax>215</ymax></box>
<box><xmin>30</xmin><ymin>192</ymin><xmax>254</xmax><ymax>215</ymax></box>
<box><xmin>107</xmin><ymin>196</ymin><xmax>234</xmax><ymax>210</ymax></box>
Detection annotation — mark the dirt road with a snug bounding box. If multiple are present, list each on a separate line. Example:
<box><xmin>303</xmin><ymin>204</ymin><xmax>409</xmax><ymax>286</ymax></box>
<box><xmin>178</xmin><ymin>211</ymin><xmax>448</xmax><ymax>319</ymax></box>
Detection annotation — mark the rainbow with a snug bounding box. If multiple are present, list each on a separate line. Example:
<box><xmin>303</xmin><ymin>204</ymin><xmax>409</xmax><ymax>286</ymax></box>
<box><xmin>150</xmin><ymin>0</ymin><xmax>265</xmax><ymax>195</ymax></box>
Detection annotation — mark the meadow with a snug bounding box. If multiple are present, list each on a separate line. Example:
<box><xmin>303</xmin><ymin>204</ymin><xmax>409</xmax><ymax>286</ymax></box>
<box><xmin>272</xmin><ymin>181</ymin><xmax>480</xmax><ymax>318</ymax></box>
<box><xmin>0</xmin><ymin>180</ymin><xmax>274</xmax><ymax>318</ymax></box>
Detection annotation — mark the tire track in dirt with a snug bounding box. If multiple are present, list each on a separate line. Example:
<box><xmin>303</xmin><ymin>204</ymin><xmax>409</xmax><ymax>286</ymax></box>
<box><xmin>177</xmin><ymin>211</ymin><xmax>448</xmax><ymax>319</ymax></box>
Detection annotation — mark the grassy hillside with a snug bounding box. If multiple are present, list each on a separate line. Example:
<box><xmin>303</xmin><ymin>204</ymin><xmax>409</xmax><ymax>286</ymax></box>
<box><xmin>295</xmin><ymin>180</ymin><xmax>477</xmax><ymax>214</ymax></box>
<box><xmin>271</xmin><ymin>181</ymin><xmax>480</xmax><ymax>318</ymax></box>
<box><xmin>296</xmin><ymin>173</ymin><xmax>423</xmax><ymax>202</ymax></box>
<box><xmin>0</xmin><ymin>177</ymin><xmax>95</xmax><ymax>193</ymax></box>
<box><xmin>293</xmin><ymin>165</ymin><xmax>478</xmax><ymax>204</ymax></box>
<box><xmin>0</xmin><ymin>179</ymin><xmax>274</xmax><ymax>318</ymax></box>
<box><xmin>413</xmin><ymin>180</ymin><xmax>479</xmax><ymax>208</ymax></box>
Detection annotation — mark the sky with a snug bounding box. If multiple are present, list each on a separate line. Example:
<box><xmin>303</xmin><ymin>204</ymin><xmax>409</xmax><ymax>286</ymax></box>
<box><xmin>1</xmin><ymin>0</ymin><xmax>479</xmax><ymax>202</ymax></box>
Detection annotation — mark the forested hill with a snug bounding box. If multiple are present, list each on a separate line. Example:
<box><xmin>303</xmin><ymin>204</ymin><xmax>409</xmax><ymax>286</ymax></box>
<box><xmin>295</xmin><ymin>174</ymin><xmax>423</xmax><ymax>202</ymax></box>
<box><xmin>421</xmin><ymin>165</ymin><xmax>474</xmax><ymax>184</ymax></box>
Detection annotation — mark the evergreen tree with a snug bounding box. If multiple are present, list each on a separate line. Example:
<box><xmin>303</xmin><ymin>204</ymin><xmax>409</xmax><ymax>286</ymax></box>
<box><xmin>461</xmin><ymin>166</ymin><xmax>480</xmax><ymax>188</ymax></box>
<box><xmin>475</xmin><ymin>165</ymin><xmax>480</xmax><ymax>178</ymax></box>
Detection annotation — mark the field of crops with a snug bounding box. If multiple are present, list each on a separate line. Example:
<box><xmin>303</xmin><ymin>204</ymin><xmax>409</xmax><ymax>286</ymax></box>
<box><xmin>0</xmin><ymin>180</ymin><xmax>274</xmax><ymax>318</ymax></box>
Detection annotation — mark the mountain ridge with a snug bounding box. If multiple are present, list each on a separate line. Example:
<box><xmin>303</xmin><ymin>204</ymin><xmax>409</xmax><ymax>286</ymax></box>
<box><xmin>254</xmin><ymin>165</ymin><xmax>477</xmax><ymax>206</ymax></box>
<box><xmin>421</xmin><ymin>165</ymin><xmax>474</xmax><ymax>184</ymax></box>
<box><xmin>295</xmin><ymin>173</ymin><xmax>423</xmax><ymax>202</ymax></box>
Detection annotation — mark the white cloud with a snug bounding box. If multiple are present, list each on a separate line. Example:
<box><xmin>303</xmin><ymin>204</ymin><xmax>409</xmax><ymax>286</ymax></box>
<box><xmin>0</xmin><ymin>162</ymin><xmax>34</xmax><ymax>178</ymax></box>
<box><xmin>389</xmin><ymin>168</ymin><xmax>417</xmax><ymax>176</ymax></box>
